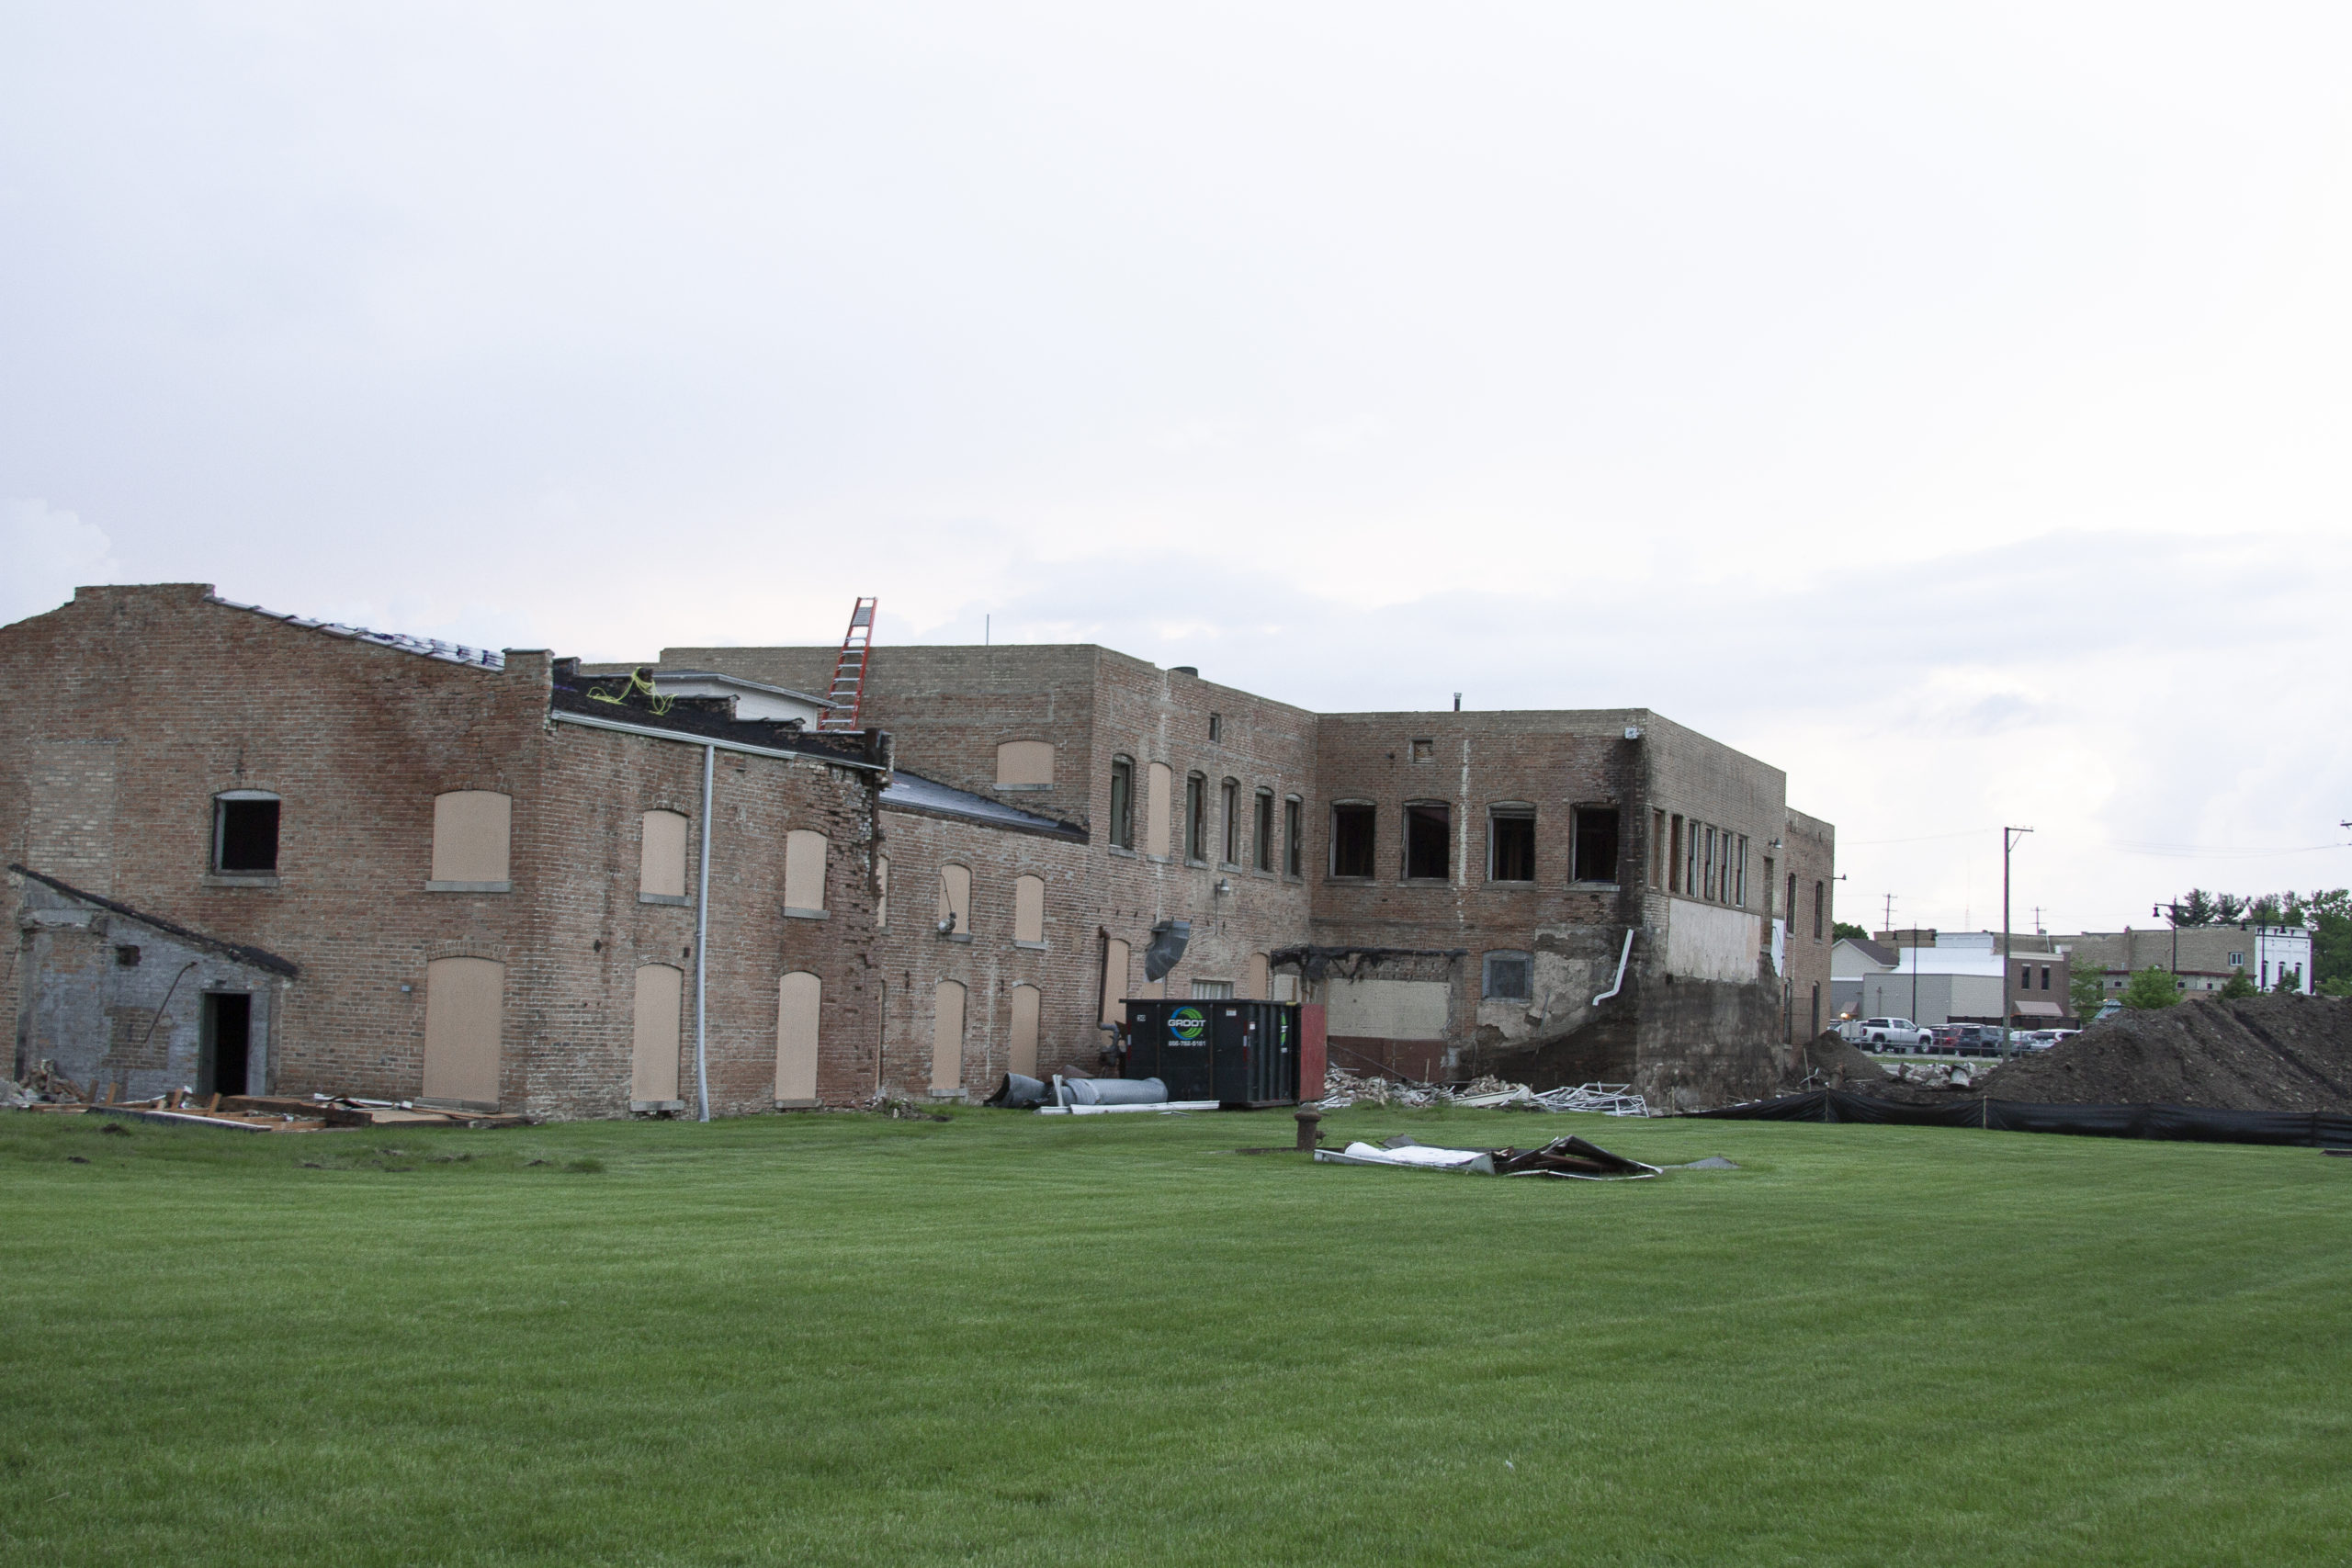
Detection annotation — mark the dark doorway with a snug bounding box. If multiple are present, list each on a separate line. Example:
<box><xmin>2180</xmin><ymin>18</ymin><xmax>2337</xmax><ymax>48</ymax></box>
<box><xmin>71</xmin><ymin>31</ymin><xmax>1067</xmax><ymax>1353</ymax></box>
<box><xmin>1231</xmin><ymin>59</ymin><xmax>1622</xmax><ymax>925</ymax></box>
<box><xmin>201</xmin><ymin>993</ymin><xmax>252</xmax><ymax>1097</ymax></box>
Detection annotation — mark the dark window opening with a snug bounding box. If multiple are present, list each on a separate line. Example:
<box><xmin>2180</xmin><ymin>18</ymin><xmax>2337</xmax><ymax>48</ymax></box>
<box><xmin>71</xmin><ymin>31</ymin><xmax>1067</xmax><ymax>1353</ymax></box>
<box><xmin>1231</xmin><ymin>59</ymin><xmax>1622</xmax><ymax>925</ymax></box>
<box><xmin>1669</xmin><ymin>815</ymin><xmax>1684</xmax><ymax>892</ymax></box>
<box><xmin>1208</xmin><ymin>713</ymin><xmax>1223</xmax><ymax>742</ymax></box>
<box><xmin>1489</xmin><ymin>808</ymin><xmax>1535</xmax><ymax>882</ymax></box>
<box><xmin>1813</xmin><ymin>880</ymin><xmax>1825</xmax><ymax>940</ymax></box>
<box><xmin>1787</xmin><ymin>873</ymin><xmax>1797</xmax><ymax>925</ymax></box>
<box><xmin>1702</xmin><ymin>826</ymin><xmax>1717</xmax><ymax>899</ymax></box>
<box><xmin>1651</xmin><ymin>809</ymin><xmax>1666</xmax><ymax>886</ymax></box>
<box><xmin>1254</xmin><ymin>791</ymin><xmax>1273</xmax><ymax>872</ymax></box>
<box><xmin>214</xmin><ymin>797</ymin><xmax>280</xmax><ymax>873</ymax></box>
<box><xmin>1221</xmin><ymin>779</ymin><xmax>1238</xmax><ymax>863</ymax></box>
<box><xmin>114</xmin><ymin>944</ymin><xmax>141</xmax><ymax>967</ymax></box>
<box><xmin>1184</xmin><ymin>773</ymin><xmax>1206</xmax><ymax>862</ymax></box>
<box><xmin>1284</xmin><ymin>797</ymin><xmax>1303</xmax><ymax>877</ymax></box>
<box><xmin>1483</xmin><ymin>952</ymin><xmax>1532</xmax><ymax>1000</ymax></box>
<box><xmin>1572</xmin><ymin>807</ymin><xmax>1619</xmax><ymax>884</ymax></box>
<box><xmin>1109</xmin><ymin>760</ymin><xmax>1134</xmax><ymax>850</ymax></box>
<box><xmin>1406</xmin><ymin>802</ymin><xmax>1450</xmax><ymax>880</ymax></box>
<box><xmin>200</xmin><ymin>992</ymin><xmax>252</xmax><ymax>1098</ymax></box>
<box><xmin>1331</xmin><ymin>804</ymin><xmax>1376</xmax><ymax>878</ymax></box>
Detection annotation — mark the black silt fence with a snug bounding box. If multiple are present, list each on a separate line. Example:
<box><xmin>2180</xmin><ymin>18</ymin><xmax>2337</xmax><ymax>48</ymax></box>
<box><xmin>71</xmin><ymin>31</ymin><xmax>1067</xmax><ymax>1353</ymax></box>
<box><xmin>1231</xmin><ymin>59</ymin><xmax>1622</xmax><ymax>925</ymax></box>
<box><xmin>1691</xmin><ymin>1089</ymin><xmax>2352</xmax><ymax>1149</ymax></box>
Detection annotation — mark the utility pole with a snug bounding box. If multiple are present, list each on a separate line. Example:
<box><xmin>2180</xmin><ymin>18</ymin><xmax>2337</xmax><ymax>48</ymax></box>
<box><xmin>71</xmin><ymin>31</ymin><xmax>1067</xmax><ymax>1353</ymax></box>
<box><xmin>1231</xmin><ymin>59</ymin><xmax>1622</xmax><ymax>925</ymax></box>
<box><xmin>1883</xmin><ymin>893</ymin><xmax>1895</xmax><ymax>941</ymax></box>
<box><xmin>2002</xmin><ymin>827</ymin><xmax>2033</xmax><ymax>1056</ymax></box>
<box><xmin>2154</xmin><ymin>900</ymin><xmax>2183</xmax><ymax>979</ymax></box>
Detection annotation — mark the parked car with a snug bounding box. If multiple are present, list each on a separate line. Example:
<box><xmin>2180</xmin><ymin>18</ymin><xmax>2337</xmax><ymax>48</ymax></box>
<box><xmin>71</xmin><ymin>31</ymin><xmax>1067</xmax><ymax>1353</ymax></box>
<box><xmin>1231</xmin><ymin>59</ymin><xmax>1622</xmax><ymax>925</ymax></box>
<box><xmin>1840</xmin><ymin>1016</ymin><xmax>1933</xmax><ymax>1051</ymax></box>
<box><xmin>1951</xmin><ymin>1025</ymin><xmax>2005</xmax><ymax>1055</ymax></box>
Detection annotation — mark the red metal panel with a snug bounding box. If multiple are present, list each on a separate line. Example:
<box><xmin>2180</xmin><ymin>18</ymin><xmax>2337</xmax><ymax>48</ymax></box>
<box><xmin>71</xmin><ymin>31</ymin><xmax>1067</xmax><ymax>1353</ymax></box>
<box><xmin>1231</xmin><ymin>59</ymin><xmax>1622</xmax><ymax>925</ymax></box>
<box><xmin>1299</xmin><ymin>1003</ymin><xmax>1327</xmax><ymax>1101</ymax></box>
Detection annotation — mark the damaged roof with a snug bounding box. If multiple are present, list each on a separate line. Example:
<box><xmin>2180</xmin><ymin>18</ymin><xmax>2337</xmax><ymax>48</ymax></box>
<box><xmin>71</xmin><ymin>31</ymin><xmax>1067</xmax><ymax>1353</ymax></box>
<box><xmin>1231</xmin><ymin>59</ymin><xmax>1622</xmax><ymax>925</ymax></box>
<box><xmin>207</xmin><ymin>593</ymin><xmax>506</xmax><ymax>671</ymax></box>
<box><xmin>880</xmin><ymin>770</ymin><xmax>1087</xmax><ymax>841</ymax></box>
<box><xmin>8</xmin><ymin>865</ymin><xmax>300</xmax><ymax>976</ymax></box>
<box><xmin>548</xmin><ymin>668</ymin><xmax>884</xmax><ymax>768</ymax></box>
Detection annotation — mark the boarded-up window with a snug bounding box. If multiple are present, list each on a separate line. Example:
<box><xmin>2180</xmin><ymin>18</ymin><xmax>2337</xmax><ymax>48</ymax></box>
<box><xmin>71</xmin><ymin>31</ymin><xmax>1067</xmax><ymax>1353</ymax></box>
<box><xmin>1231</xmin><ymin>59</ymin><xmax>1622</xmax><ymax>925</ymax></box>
<box><xmin>1013</xmin><ymin>874</ymin><xmax>1045</xmax><ymax>944</ymax></box>
<box><xmin>1007</xmin><ymin>984</ymin><xmax>1041</xmax><ymax>1077</ymax></box>
<box><xmin>776</xmin><ymin>972</ymin><xmax>821</xmax><ymax>1102</ymax></box>
<box><xmin>785</xmin><ymin>829</ymin><xmax>829</xmax><ymax>913</ymax></box>
<box><xmin>630</xmin><ymin>964</ymin><xmax>683</xmax><ymax>1102</ymax></box>
<box><xmin>431</xmin><ymin>792</ymin><xmax>511</xmax><ymax>885</ymax></box>
<box><xmin>1101</xmin><ymin>937</ymin><xmax>1131</xmax><ymax>1026</ymax></box>
<box><xmin>938</xmin><ymin>863</ymin><xmax>972</xmax><ymax>934</ymax></box>
<box><xmin>1146</xmin><ymin>762</ymin><xmax>1171</xmax><ymax>857</ymax></box>
<box><xmin>876</xmin><ymin>854</ymin><xmax>889</xmax><ymax>928</ymax></box>
<box><xmin>422</xmin><ymin>956</ymin><xmax>503</xmax><ymax>1104</ymax></box>
<box><xmin>996</xmin><ymin>740</ymin><xmax>1055</xmax><ymax>787</ymax></box>
<box><xmin>640</xmin><ymin>809</ymin><xmax>688</xmax><ymax>897</ymax></box>
<box><xmin>1244</xmin><ymin>953</ymin><xmax>1271</xmax><ymax>999</ymax></box>
<box><xmin>931</xmin><ymin>980</ymin><xmax>967</xmax><ymax>1094</ymax></box>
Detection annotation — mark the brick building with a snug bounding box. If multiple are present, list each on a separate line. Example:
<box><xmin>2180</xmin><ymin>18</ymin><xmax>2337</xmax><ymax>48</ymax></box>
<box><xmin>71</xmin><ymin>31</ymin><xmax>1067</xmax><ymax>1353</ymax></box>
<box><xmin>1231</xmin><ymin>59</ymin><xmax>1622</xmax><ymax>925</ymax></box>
<box><xmin>4</xmin><ymin>585</ymin><xmax>895</xmax><ymax>1118</ymax></box>
<box><xmin>7</xmin><ymin>591</ymin><xmax>1838</xmax><ymax>1115</ymax></box>
<box><xmin>663</xmin><ymin>642</ymin><xmax>1839</xmax><ymax>1110</ymax></box>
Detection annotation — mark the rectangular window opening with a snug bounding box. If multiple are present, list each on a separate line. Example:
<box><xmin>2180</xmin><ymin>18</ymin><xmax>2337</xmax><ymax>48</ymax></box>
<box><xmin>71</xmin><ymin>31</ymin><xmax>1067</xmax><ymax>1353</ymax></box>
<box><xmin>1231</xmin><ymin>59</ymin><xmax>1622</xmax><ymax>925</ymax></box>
<box><xmin>214</xmin><ymin>797</ymin><xmax>280</xmax><ymax>873</ymax></box>
<box><xmin>1284</xmin><ymin>797</ymin><xmax>1303</xmax><ymax>877</ymax></box>
<box><xmin>1571</xmin><ymin>807</ymin><xmax>1619</xmax><ymax>884</ymax></box>
<box><xmin>1109</xmin><ymin>760</ymin><xmax>1134</xmax><ymax>850</ymax></box>
<box><xmin>1483</xmin><ymin>953</ymin><xmax>1532</xmax><ymax>1001</ymax></box>
<box><xmin>1254</xmin><ymin>790</ymin><xmax>1273</xmax><ymax>872</ymax></box>
<box><xmin>1405</xmin><ymin>803</ymin><xmax>1451</xmax><ymax>880</ymax></box>
<box><xmin>1330</xmin><ymin>804</ymin><xmax>1376</xmax><ymax>878</ymax></box>
<box><xmin>1221</xmin><ymin>779</ymin><xmax>1238</xmax><ymax>863</ymax></box>
<box><xmin>1489</xmin><ymin>807</ymin><xmax>1535</xmax><ymax>882</ymax></box>
<box><xmin>1184</xmin><ymin>773</ymin><xmax>1206</xmax><ymax>862</ymax></box>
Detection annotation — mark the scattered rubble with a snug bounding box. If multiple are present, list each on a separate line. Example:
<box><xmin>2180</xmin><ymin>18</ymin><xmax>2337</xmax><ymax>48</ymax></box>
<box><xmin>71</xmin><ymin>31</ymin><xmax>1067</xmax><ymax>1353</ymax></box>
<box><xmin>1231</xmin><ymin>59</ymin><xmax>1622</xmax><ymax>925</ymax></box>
<box><xmin>1314</xmin><ymin>1067</ymin><xmax>1651</xmax><ymax>1116</ymax></box>
<box><xmin>1981</xmin><ymin>995</ymin><xmax>2352</xmax><ymax>1112</ymax></box>
<box><xmin>4</xmin><ymin>1079</ymin><xmax>529</xmax><ymax>1132</ymax></box>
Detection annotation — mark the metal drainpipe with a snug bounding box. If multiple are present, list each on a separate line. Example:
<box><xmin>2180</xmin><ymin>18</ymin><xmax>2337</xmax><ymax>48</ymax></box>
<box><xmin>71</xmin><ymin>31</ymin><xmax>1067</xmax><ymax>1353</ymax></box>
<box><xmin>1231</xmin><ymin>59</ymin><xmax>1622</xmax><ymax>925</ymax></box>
<box><xmin>695</xmin><ymin>743</ymin><xmax>714</xmax><ymax>1122</ymax></box>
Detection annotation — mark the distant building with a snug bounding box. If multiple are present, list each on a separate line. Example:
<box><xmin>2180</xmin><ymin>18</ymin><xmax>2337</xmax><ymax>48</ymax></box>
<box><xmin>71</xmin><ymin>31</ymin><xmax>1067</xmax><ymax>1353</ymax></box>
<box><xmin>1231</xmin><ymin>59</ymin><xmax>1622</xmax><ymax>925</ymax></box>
<box><xmin>1835</xmin><ymin>930</ymin><xmax>2071</xmax><ymax>1026</ymax></box>
<box><xmin>2060</xmin><ymin>925</ymin><xmax>2312</xmax><ymax>999</ymax></box>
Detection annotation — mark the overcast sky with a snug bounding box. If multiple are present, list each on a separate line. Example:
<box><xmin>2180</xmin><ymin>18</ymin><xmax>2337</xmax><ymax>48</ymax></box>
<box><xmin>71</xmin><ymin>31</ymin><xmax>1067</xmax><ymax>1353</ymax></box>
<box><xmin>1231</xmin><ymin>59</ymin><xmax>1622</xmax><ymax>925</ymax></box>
<box><xmin>6</xmin><ymin>1</ymin><xmax>2347</xmax><ymax>933</ymax></box>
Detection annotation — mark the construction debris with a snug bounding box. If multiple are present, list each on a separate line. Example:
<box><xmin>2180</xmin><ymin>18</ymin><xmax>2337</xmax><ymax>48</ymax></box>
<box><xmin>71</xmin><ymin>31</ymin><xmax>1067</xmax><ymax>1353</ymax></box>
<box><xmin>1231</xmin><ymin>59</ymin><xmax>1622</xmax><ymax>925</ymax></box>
<box><xmin>1315</xmin><ymin>1134</ymin><xmax>1660</xmax><ymax>1180</ymax></box>
<box><xmin>1312</xmin><ymin>1067</ymin><xmax>1651</xmax><ymax>1117</ymax></box>
<box><xmin>5</xmin><ymin>1082</ymin><xmax>529</xmax><ymax>1132</ymax></box>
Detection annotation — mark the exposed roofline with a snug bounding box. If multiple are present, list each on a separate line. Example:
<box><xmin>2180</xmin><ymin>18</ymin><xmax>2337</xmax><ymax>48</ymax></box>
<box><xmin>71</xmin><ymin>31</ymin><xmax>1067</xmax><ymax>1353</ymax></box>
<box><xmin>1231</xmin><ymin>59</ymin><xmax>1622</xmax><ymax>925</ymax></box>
<box><xmin>205</xmin><ymin>593</ymin><xmax>506</xmax><ymax>671</ymax></box>
<box><xmin>655</xmin><ymin>671</ymin><xmax>837</xmax><ymax>708</ymax></box>
<box><xmin>7</xmin><ymin>864</ymin><xmax>300</xmax><ymax>976</ymax></box>
<box><xmin>549</xmin><ymin>707</ymin><xmax>888</xmax><ymax>772</ymax></box>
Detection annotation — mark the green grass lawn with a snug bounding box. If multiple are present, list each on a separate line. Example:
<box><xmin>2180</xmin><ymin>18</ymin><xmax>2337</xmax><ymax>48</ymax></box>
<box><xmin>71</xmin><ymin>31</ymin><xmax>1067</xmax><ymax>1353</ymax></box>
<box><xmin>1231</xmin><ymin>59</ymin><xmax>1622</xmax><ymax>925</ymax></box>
<box><xmin>2</xmin><ymin>1104</ymin><xmax>2346</xmax><ymax>1567</ymax></box>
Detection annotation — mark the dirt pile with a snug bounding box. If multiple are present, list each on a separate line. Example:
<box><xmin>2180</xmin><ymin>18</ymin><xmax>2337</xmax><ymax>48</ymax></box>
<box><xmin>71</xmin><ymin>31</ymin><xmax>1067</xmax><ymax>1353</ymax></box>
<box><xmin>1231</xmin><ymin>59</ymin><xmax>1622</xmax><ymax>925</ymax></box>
<box><xmin>1980</xmin><ymin>995</ymin><xmax>2352</xmax><ymax>1111</ymax></box>
<box><xmin>1797</xmin><ymin>1033</ymin><xmax>1890</xmax><ymax>1086</ymax></box>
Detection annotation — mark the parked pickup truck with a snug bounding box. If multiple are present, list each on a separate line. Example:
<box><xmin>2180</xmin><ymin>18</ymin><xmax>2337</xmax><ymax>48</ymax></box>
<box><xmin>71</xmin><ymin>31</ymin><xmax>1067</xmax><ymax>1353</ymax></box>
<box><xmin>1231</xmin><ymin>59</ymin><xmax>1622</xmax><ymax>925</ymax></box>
<box><xmin>1839</xmin><ymin>1016</ymin><xmax>1933</xmax><ymax>1050</ymax></box>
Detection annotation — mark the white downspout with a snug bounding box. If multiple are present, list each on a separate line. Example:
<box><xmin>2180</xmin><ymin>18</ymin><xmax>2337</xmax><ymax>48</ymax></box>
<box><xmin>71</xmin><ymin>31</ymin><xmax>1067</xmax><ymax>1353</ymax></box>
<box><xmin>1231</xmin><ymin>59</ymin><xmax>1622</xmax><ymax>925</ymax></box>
<box><xmin>695</xmin><ymin>742</ymin><xmax>714</xmax><ymax>1122</ymax></box>
<box><xmin>1593</xmin><ymin>929</ymin><xmax>1634</xmax><ymax>1007</ymax></box>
